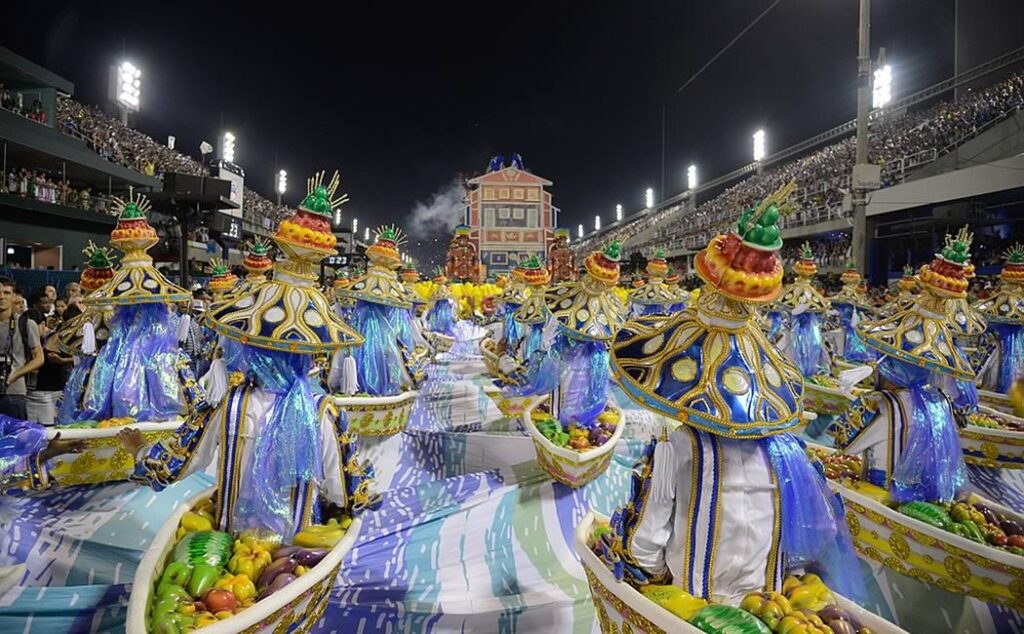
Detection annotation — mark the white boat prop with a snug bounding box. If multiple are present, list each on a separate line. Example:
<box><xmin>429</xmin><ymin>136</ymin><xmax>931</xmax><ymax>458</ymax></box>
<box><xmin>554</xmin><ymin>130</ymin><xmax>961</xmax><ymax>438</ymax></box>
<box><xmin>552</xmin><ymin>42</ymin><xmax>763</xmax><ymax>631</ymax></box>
<box><xmin>575</xmin><ymin>511</ymin><xmax>907</xmax><ymax>634</ymax></box>
<box><xmin>44</xmin><ymin>420</ymin><xmax>182</xmax><ymax>486</ymax></box>
<box><xmin>332</xmin><ymin>390</ymin><xmax>418</xmax><ymax>436</ymax></box>
<box><xmin>979</xmin><ymin>389</ymin><xmax>1014</xmax><ymax>414</ymax></box>
<box><xmin>481</xmin><ymin>383</ymin><xmax>537</xmax><ymax>418</ymax></box>
<box><xmin>960</xmin><ymin>405</ymin><xmax>1024</xmax><ymax>470</ymax></box>
<box><xmin>522</xmin><ymin>396</ymin><xmax>624</xmax><ymax>488</ymax></box>
<box><xmin>126</xmin><ymin>486</ymin><xmax>362</xmax><ymax>634</ymax></box>
<box><xmin>811</xmin><ymin>444</ymin><xmax>1024</xmax><ymax>608</ymax></box>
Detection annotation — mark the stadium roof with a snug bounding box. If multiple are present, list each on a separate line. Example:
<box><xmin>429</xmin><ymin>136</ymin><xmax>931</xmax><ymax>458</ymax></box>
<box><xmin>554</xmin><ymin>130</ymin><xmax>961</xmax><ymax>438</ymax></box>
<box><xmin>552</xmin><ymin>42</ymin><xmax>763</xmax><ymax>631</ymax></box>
<box><xmin>0</xmin><ymin>46</ymin><xmax>74</xmax><ymax>94</ymax></box>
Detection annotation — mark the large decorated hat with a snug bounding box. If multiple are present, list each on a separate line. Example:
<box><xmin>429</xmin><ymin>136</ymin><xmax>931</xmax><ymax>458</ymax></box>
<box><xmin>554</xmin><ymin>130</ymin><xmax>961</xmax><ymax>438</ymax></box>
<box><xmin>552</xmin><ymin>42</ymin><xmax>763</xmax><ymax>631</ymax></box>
<box><xmin>778</xmin><ymin>242</ymin><xmax>830</xmax><ymax>313</ymax></box>
<box><xmin>693</xmin><ymin>182</ymin><xmax>794</xmax><ymax>303</ymax></box>
<box><xmin>400</xmin><ymin>266</ymin><xmax>421</xmax><ymax>284</ymax></box>
<box><xmin>831</xmin><ymin>258</ymin><xmax>872</xmax><ymax>310</ymax></box>
<box><xmin>858</xmin><ymin>227</ymin><xmax>976</xmax><ymax>380</ymax></box>
<box><xmin>513</xmin><ymin>256</ymin><xmax>551</xmax><ymax>324</ymax></box>
<box><xmin>546</xmin><ymin>241</ymin><xmax>625</xmax><ymax>341</ymax></box>
<box><xmin>973</xmin><ymin>243</ymin><xmax>1024</xmax><ymax>325</ymax></box>
<box><xmin>207</xmin><ymin>258</ymin><xmax>239</xmax><ymax>296</ymax></box>
<box><xmin>554</xmin><ymin>227</ymin><xmax>570</xmax><ymax>240</ymax></box>
<box><xmin>79</xmin><ymin>241</ymin><xmax>117</xmax><ymax>293</ymax></box>
<box><xmin>429</xmin><ymin>268</ymin><xmax>453</xmax><ymax>300</ymax></box>
<box><xmin>207</xmin><ymin>172</ymin><xmax>363</xmax><ymax>353</ymax></box>
<box><xmin>947</xmin><ymin>297</ymin><xmax>987</xmax><ymax>338</ymax></box>
<box><xmin>664</xmin><ymin>267</ymin><xmax>681</xmax><ymax>286</ymax></box>
<box><xmin>274</xmin><ymin>171</ymin><xmax>342</xmax><ymax>259</ymax></box>
<box><xmin>631</xmin><ymin>252</ymin><xmax>676</xmax><ymax>308</ymax></box>
<box><xmin>612</xmin><ymin>291</ymin><xmax>805</xmax><ymax>439</ymax></box>
<box><xmin>500</xmin><ymin>263</ymin><xmax>529</xmax><ymax>305</ymax></box>
<box><xmin>341</xmin><ymin>226</ymin><xmax>415</xmax><ymax>308</ymax></box>
<box><xmin>453</xmin><ymin>224</ymin><xmax>471</xmax><ymax>237</ymax></box>
<box><xmin>839</xmin><ymin>259</ymin><xmax>861</xmax><ymax>287</ymax></box>
<box><xmin>83</xmin><ymin>194</ymin><xmax>190</xmax><ymax>307</ymax></box>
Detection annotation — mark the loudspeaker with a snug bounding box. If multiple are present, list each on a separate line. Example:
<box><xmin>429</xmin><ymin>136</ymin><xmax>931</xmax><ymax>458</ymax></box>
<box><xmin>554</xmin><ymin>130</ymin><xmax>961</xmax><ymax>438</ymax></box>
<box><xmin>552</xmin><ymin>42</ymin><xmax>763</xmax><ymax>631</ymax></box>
<box><xmin>162</xmin><ymin>173</ymin><xmax>231</xmax><ymax>200</ymax></box>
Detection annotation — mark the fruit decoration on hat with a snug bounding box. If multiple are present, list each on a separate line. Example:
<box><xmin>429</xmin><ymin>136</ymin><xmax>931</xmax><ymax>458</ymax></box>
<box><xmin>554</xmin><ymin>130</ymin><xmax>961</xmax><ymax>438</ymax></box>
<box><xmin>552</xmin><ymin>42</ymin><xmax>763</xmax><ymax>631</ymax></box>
<box><xmin>631</xmin><ymin>249</ymin><xmax>677</xmax><ymax>310</ymax></box>
<box><xmin>832</xmin><ymin>257</ymin><xmax>872</xmax><ymax>311</ymax></box>
<box><xmin>367</xmin><ymin>225</ymin><xmax>405</xmax><ymax>271</ymax></box>
<box><xmin>917</xmin><ymin>226</ymin><xmax>973</xmax><ymax>299</ymax></box>
<box><xmin>207</xmin><ymin>258</ymin><xmax>238</xmax><ymax>296</ymax></box>
<box><xmin>583</xmin><ymin>240</ymin><xmax>623</xmax><ymax>287</ymax></box>
<box><xmin>839</xmin><ymin>258</ymin><xmax>861</xmax><ymax>287</ymax></box>
<box><xmin>645</xmin><ymin>249</ymin><xmax>669</xmax><ymax>279</ymax></box>
<box><xmin>341</xmin><ymin>225</ymin><xmax>416</xmax><ymax>308</ymax></box>
<box><xmin>79</xmin><ymin>241</ymin><xmax>117</xmax><ymax>292</ymax></box>
<box><xmin>242</xmin><ymin>237</ymin><xmax>273</xmax><ymax>277</ymax></box>
<box><xmin>897</xmin><ymin>264</ymin><xmax>918</xmax><ymax>293</ymax></box>
<box><xmin>400</xmin><ymin>265</ymin><xmax>421</xmax><ymax>285</ymax></box>
<box><xmin>274</xmin><ymin>170</ymin><xmax>343</xmax><ymax>257</ymax></box>
<box><xmin>517</xmin><ymin>254</ymin><xmax>550</xmax><ymax>288</ymax></box>
<box><xmin>110</xmin><ymin>194</ymin><xmax>158</xmax><ymax>247</ymax></box>
<box><xmin>694</xmin><ymin>182</ymin><xmax>794</xmax><ymax>303</ymax></box>
<box><xmin>792</xmin><ymin>241</ymin><xmax>818</xmax><ymax>278</ymax></box>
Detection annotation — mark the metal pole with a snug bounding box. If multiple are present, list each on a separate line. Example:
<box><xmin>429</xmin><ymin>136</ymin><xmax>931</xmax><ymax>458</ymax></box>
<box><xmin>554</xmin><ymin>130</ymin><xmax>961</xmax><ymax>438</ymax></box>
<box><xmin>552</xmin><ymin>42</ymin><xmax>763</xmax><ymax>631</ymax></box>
<box><xmin>953</xmin><ymin>0</ymin><xmax>959</xmax><ymax>101</ymax></box>
<box><xmin>178</xmin><ymin>204</ymin><xmax>192</xmax><ymax>289</ymax></box>
<box><xmin>660</xmin><ymin>105</ymin><xmax>666</xmax><ymax>204</ymax></box>
<box><xmin>852</xmin><ymin>0</ymin><xmax>871</xmax><ymax>275</ymax></box>
<box><xmin>2</xmin><ymin>142</ymin><xmax>6</xmax><ymax>191</ymax></box>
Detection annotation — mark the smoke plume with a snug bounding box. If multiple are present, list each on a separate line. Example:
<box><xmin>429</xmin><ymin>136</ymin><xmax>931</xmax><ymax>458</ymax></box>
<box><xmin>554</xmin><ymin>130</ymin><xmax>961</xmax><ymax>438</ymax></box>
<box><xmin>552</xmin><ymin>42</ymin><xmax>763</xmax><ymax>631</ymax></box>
<box><xmin>406</xmin><ymin>178</ymin><xmax>465</xmax><ymax>239</ymax></box>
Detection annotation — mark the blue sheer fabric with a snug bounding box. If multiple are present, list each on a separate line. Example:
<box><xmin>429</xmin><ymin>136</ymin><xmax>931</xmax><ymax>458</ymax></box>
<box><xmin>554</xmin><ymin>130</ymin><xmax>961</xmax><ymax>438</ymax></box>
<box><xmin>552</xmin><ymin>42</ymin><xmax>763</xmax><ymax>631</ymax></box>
<box><xmin>835</xmin><ymin>303</ymin><xmax>876</xmax><ymax>364</ymax></box>
<box><xmin>991</xmin><ymin>323</ymin><xmax>1024</xmax><ymax>393</ymax></box>
<box><xmin>557</xmin><ymin>337</ymin><xmax>610</xmax><ymax>427</ymax></box>
<box><xmin>0</xmin><ymin>415</ymin><xmax>47</xmax><ymax>477</ymax></box>
<box><xmin>350</xmin><ymin>301</ymin><xmax>404</xmax><ymax>396</ymax></box>
<box><xmin>789</xmin><ymin>312</ymin><xmax>829</xmax><ymax>377</ymax></box>
<box><xmin>426</xmin><ymin>298</ymin><xmax>456</xmax><ymax>336</ymax></box>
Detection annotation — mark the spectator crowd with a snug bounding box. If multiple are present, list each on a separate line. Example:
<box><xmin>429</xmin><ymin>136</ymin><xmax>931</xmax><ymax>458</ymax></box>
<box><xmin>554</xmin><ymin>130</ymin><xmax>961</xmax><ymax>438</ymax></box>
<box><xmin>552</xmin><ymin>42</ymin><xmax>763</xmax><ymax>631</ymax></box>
<box><xmin>578</xmin><ymin>70</ymin><xmax>1024</xmax><ymax>258</ymax></box>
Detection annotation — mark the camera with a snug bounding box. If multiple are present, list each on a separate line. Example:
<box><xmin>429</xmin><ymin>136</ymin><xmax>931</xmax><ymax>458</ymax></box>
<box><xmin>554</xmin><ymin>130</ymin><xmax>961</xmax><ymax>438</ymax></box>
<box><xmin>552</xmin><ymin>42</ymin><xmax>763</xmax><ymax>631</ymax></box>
<box><xmin>0</xmin><ymin>353</ymin><xmax>10</xmax><ymax>396</ymax></box>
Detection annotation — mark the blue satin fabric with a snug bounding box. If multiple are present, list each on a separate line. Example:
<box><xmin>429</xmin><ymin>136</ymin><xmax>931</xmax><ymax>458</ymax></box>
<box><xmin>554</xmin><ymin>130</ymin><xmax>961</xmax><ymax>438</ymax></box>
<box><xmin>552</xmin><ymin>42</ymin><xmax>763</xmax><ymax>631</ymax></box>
<box><xmin>501</xmin><ymin>303</ymin><xmax>523</xmax><ymax>351</ymax></box>
<box><xmin>992</xmin><ymin>323</ymin><xmax>1024</xmax><ymax>393</ymax></box>
<box><xmin>762</xmin><ymin>433</ymin><xmax>864</xmax><ymax>603</ymax></box>
<box><xmin>767</xmin><ymin>309</ymin><xmax>785</xmax><ymax>342</ymax></box>
<box><xmin>506</xmin><ymin>340</ymin><xmax>562</xmax><ymax>396</ymax></box>
<box><xmin>56</xmin><ymin>355</ymin><xmax>95</xmax><ymax>425</ymax></box>
<box><xmin>351</xmin><ymin>301</ymin><xmax>404</xmax><ymax>396</ymax></box>
<box><xmin>933</xmin><ymin>340</ymin><xmax>978</xmax><ymax>412</ymax></box>
<box><xmin>0</xmin><ymin>415</ymin><xmax>47</xmax><ymax>477</ymax></box>
<box><xmin>426</xmin><ymin>298</ymin><xmax>456</xmax><ymax>336</ymax></box>
<box><xmin>558</xmin><ymin>337</ymin><xmax>610</xmax><ymax>427</ymax></box>
<box><xmin>519</xmin><ymin>323</ymin><xmax>545</xmax><ymax>364</ymax></box>
<box><xmin>790</xmin><ymin>312</ymin><xmax>829</xmax><ymax>378</ymax></box>
<box><xmin>878</xmin><ymin>357</ymin><xmax>967</xmax><ymax>503</ymax></box>
<box><xmin>638</xmin><ymin>303</ymin><xmax>670</xmax><ymax>317</ymax></box>
<box><xmin>835</xmin><ymin>303</ymin><xmax>876</xmax><ymax>364</ymax></box>
<box><xmin>232</xmin><ymin>348</ymin><xmax>324</xmax><ymax>538</ymax></box>
<box><xmin>394</xmin><ymin>308</ymin><xmax>417</xmax><ymax>352</ymax></box>
<box><xmin>68</xmin><ymin>304</ymin><xmax>182</xmax><ymax>423</ymax></box>
<box><xmin>221</xmin><ymin>336</ymin><xmax>247</xmax><ymax>374</ymax></box>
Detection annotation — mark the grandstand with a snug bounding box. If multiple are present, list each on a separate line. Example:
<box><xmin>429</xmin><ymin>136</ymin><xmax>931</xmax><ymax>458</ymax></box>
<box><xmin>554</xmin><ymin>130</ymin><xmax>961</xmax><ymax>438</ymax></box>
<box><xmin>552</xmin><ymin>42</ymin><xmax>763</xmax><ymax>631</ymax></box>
<box><xmin>572</xmin><ymin>48</ymin><xmax>1024</xmax><ymax>284</ymax></box>
<box><xmin>0</xmin><ymin>46</ymin><xmax>284</xmax><ymax>278</ymax></box>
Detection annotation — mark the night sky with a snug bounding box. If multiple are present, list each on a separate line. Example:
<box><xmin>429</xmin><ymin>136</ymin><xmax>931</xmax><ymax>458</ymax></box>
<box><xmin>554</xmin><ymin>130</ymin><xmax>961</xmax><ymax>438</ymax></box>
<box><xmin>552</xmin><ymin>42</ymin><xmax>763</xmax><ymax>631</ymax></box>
<box><xmin>4</xmin><ymin>1</ymin><xmax>1020</xmax><ymax>268</ymax></box>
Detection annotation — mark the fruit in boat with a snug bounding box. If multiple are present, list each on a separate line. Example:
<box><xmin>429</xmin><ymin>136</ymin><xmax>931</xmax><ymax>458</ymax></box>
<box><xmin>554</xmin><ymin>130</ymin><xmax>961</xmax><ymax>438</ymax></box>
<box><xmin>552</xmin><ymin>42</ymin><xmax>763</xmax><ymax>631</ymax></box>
<box><xmin>160</xmin><ymin>561</ymin><xmax>193</xmax><ymax>587</ymax></box>
<box><xmin>202</xmin><ymin>588</ymin><xmax>238</xmax><ymax>613</ymax></box>
<box><xmin>640</xmin><ymin>584</ymin><xmax>707</xmax><ymax>620</ymax></box>
<box><xmin>293</xmin><ymin>518</ymin><xmax>346</xmax><ymax>548</ymax></box>
<box><xmin>257</xmin><ymin>556</ymin><xmax>298</xmax><ymax>589</ymax></box>
<box><xmin>186</xmin><ymin>563</ymin><xmax>221</xmax><ymax>598</ymax></box>
<box><xmin>228</xmin><ymin>541</ymin><xmax>273</xmax><ymax>579</ymax></box>
<box><xmin>783</xmin><ymin>574</ymin><xmax>835</xmax><ymax>612</ymax></box>
<box><xmin>776</xmin><ymin>609</ymin><xmax>832</xmax><ymax>634</ymax></box>
<box><xmin>688</xmin><ymin>604</ymin><xmax>771</xmax><ymax>634</ymax></box>
<box><xmin>739</xmin><ymin>591</ymin><xmax>792</xmax><ymax>630</ymax></box>
<box><xmin>897</xmin><ymin>501</ymin><xmax>953</xmax><ymax>531</ymax></box>
<box><xmin>180</xmin><ymin>511</ymin><xmax>214</xmax><ymax>534</ymax></box>
<box><xmin>172</xmin><ymin>530</ymin><xmax>232</xmax><ymax>568</ymax></box>
<box><xmin>214</xmin><ymin>573</ymin><xmax>256</xmax><ymax>602</ymax></box>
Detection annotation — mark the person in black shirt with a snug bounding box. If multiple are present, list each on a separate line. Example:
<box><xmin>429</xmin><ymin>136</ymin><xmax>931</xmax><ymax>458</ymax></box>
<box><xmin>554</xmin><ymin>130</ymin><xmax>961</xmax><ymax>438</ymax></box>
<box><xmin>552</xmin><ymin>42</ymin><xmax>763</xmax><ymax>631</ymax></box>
<box><xmin>25</xmin><ymin>291</ymin><xmax>66</xmax><ymax>424</ymax></box>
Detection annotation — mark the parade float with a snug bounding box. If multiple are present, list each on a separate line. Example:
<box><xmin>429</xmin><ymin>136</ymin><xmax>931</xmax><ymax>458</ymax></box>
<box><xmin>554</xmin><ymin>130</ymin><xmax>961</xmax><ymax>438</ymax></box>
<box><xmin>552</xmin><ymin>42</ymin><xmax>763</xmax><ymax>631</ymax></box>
<box><xmin>828</xmin><ymin>228</ymin><xmax>1024</xmax><ymax>606</ymax></box>
<box><xmin>629</xmin><ymin>250</ymin><xmax>676</xmax><ymax>317</ymax></box>
<box><xmin>47</xmin><ymin>195</ymin><xmax>199</xmax><ymax>487</ymax></box>
<box><xmin>444</xmin><ymin>223</ymin><xmax>481</xmax><ymax>283</ymax></box>
<box><xmin>125</xmin><ymin>171</ymin><xmax>374</xmax><ymax>633</ymax></box>
<box><xmin>580</xmin><ymin>186</ymin><xmax>900</xmax><ymax>633</ymax></box>
<box><xmin>331</xmin><ymin>225</ymin><xmax>421</xmax><ymax>437</ymax></box>
<box><xmin>975</xmin><ymin>243</ymin><xmax>1024</xmax><ymax>413</ymax></box>
<box><xmin>518</xmin><ymin>241</ymin><xmax>626</xmax><ymax>487</ymax></box>
<box><xmin>547</xmin><ymin>227</ymin><xmax>577</xmax><ymax>284</ymax></box>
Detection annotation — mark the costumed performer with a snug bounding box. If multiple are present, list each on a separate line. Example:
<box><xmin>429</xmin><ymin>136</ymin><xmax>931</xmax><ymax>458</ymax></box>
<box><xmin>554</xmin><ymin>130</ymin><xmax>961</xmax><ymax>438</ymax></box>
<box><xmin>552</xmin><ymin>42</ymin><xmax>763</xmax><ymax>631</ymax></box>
<box><xmin>775</xmin><ymin>238</ymin><xmax>832</xmax><ymax>379</ymax></box>
<box><xmin>629</xmin><ymin>250</ymin><xmax>676</xmax><ymax>317</ymax></box>
<box><xmin>974</xmin><ymin>243</ymin><xmax>1024</xmax><ymax>395</ymax></box>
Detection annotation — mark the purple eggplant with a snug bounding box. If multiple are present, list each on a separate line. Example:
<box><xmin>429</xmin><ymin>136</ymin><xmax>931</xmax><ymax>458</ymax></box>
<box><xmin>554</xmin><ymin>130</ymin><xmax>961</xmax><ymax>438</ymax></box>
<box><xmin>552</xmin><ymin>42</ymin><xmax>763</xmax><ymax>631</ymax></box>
<box><xmin>1001</xmin><ymin>518</ymin><xmax>1024</xmax><ymax>537</ymax></box>
<box><xmin>974</xmin><ymin>504</ymin><xmax>999</xmax><ymax>527</ymax></box>
<box><xmin>258</xmin><ymin>573</ymin><xmax>297</xmax><ymax>600</ymax></box>
<box><xmin>257</xmin><ymin>556</ymin><xmax>297</xmax><ymax>590</ymax></box>
<box><xmin>293</xmin><ymin>549</ymin><xmax>329</xmax><ymax>567</ymax></box>
<box><xmin>272</xmin><ymin>545</ymin><xmax>304</xmax><ymax>559</ymax></box>
<box><xmin>818</xmin><ymin>605</ymin><xmax>862</xmax><ymax>632</ymax></box>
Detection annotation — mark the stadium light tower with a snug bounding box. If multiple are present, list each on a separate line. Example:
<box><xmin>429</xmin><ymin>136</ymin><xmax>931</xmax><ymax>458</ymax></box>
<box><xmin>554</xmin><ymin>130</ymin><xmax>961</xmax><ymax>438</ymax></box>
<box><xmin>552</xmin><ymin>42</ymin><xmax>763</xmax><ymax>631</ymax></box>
<box><xmin>363</xmin><ymin>226</ymin><xmax>370</xmax><ymax>242</ymax></box>
<box><xmin>616</xmin><ymin>204</ymin><xmax>623</xmax><ymax>222</ymax></box>
<box><xmin>222</xmin><ymin>132</ymin><xmax>236</xmax><ymax>164</ymax></box>
<box><xmin>687</xmin><ymin>164</ymin><xmax>698</xmax><ymax>190</ymax></box>
<box><xmin>114</xmin><ymin>61</ymin><xmax>141</xmax><ymax>124</ymax></box>
<box><xmin>645</xmin><ymin>187</ymin><xmax>654</xmax><ymax>210</ymax></box>
<box><xmin>276</xmin><ymin>169</ymin><xmax>287</xmax><ymax>206</ymax></box>
<box><xmin>334</xmin><ymin>207</ymin><xmax>341</xmax><ymax>227</ymax></box>
<box><xmin>352</xmin><ymin>217</ymin><xmax>358</xmax><ymax>235</ymax></box>
<box><xmin>752</xmin><ymin>129</ymin><xmax>766</xmax><ymax>162</ymax></box>
<box><xmin>594</xmin><ymin>215</ymin><xmax>601</xmax><ymax>231</ymax></box>
<box><xmin>872</xmin><ymin>63</ymin><xmax>892</xmax><ymax>109</ymax></box>
<box><xmin>578</xmin><ymin>223</ymin><xmax>584</xmax><ymax>239</ymax></box>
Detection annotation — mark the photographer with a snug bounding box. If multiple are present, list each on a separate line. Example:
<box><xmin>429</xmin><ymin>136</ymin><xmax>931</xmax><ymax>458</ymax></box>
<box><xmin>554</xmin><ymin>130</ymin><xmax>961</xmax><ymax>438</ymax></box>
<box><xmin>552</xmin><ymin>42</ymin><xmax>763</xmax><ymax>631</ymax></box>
<box><xmin>25</xmin><ymin>291</ymin><xmax>67</xmax><ymax>424</ymax></box>
<box><xmin>0</xmin><ymin>278</ymin><xmax>43</xmax><ymax>419</ymax></box>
